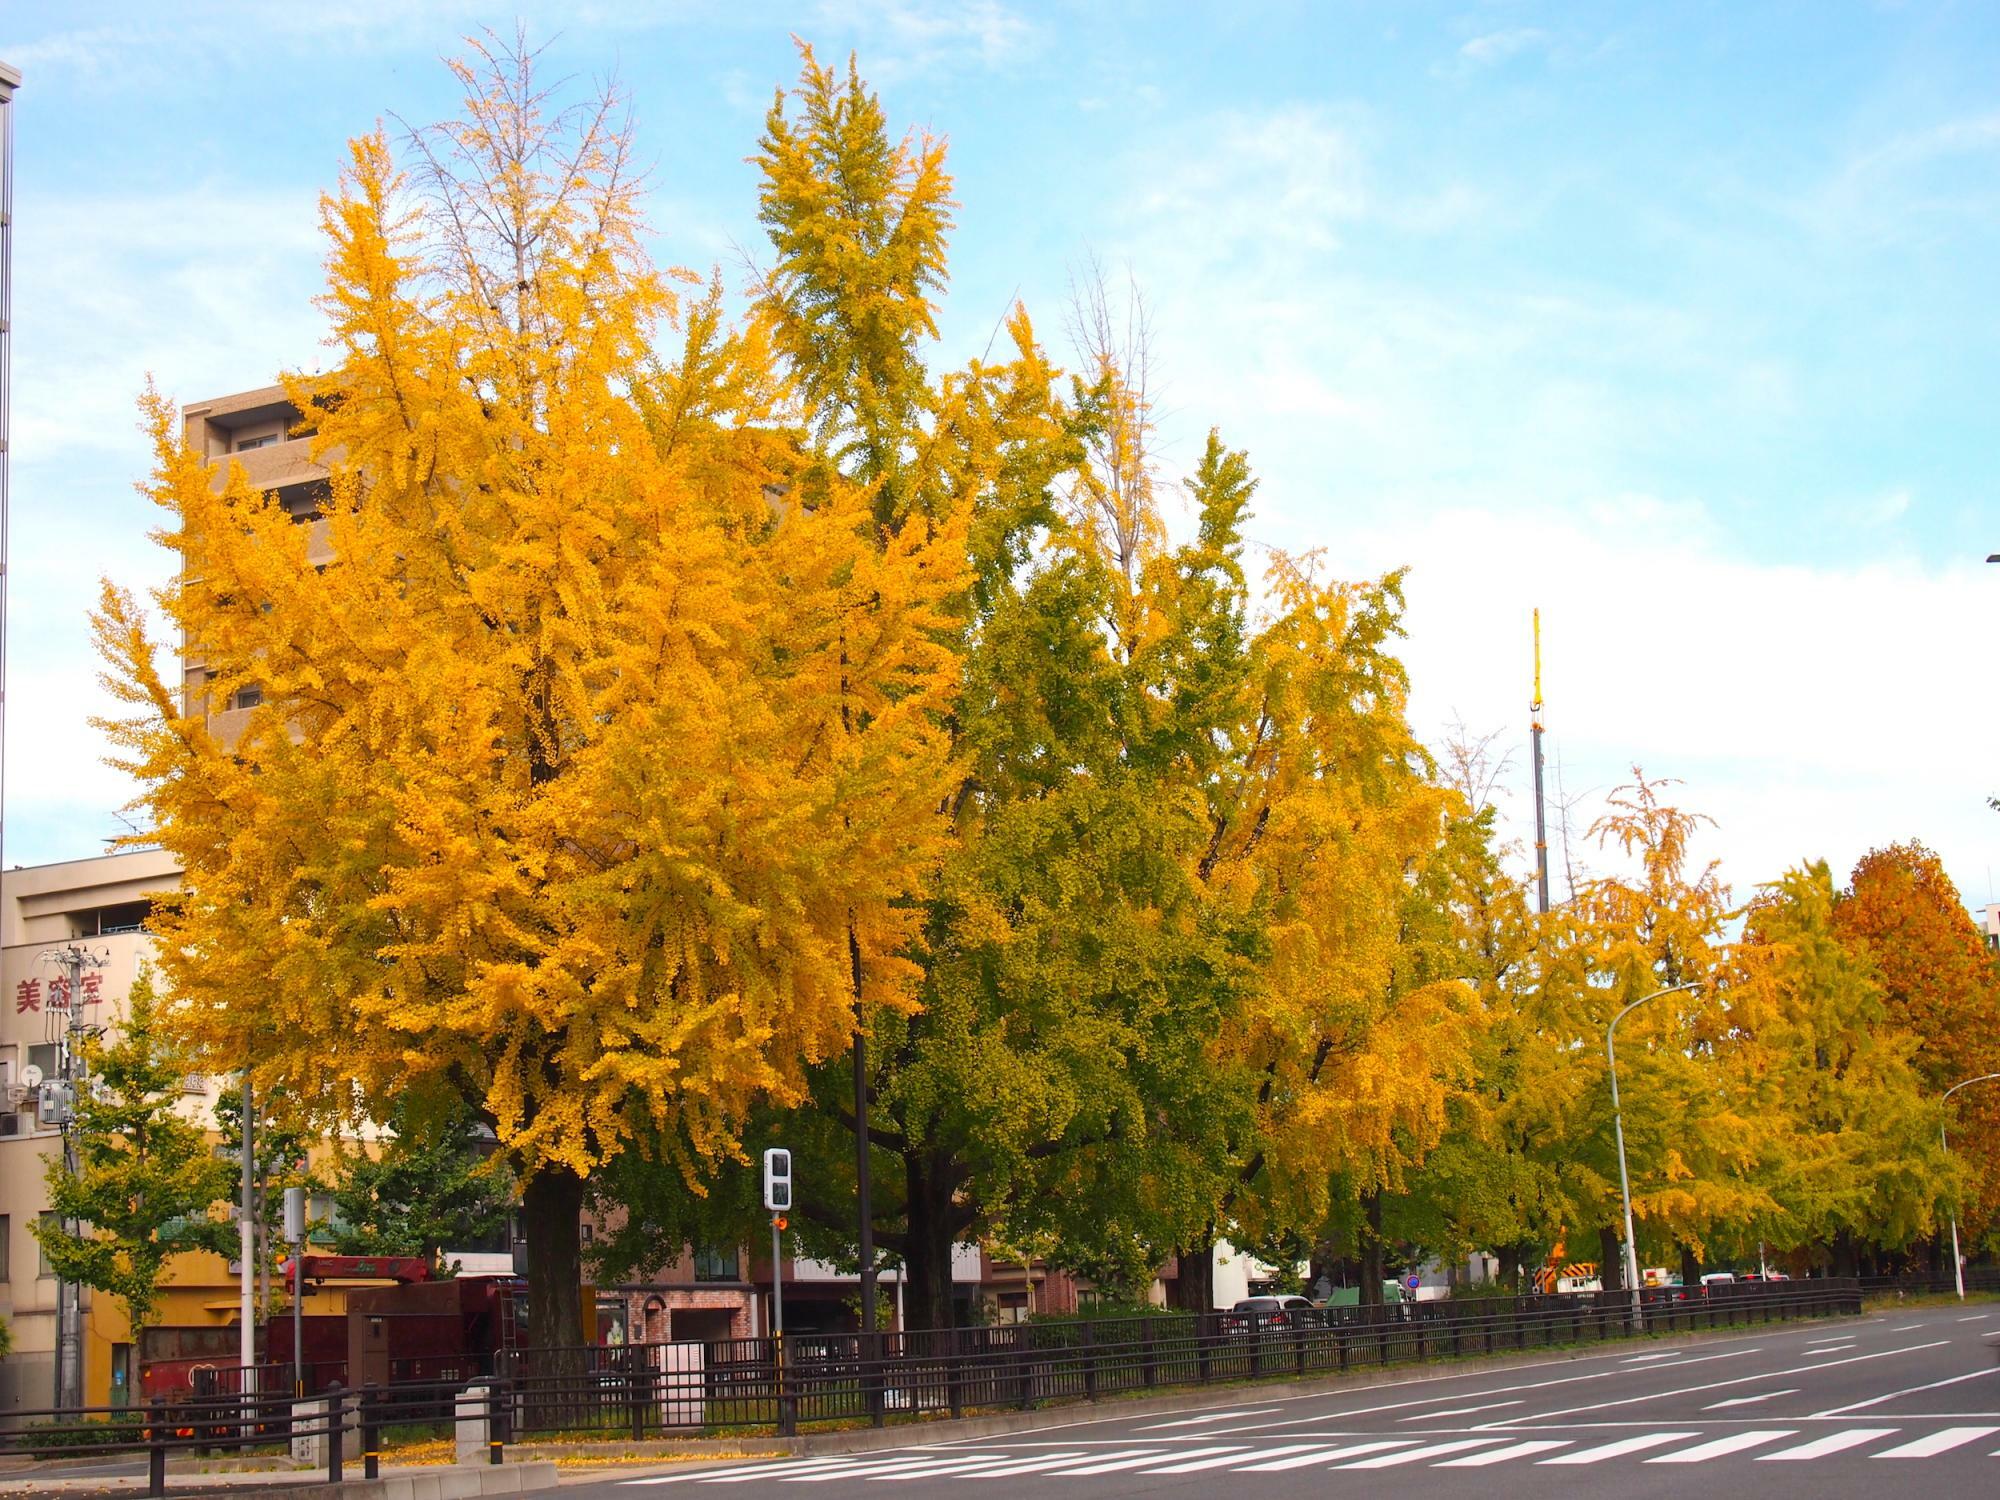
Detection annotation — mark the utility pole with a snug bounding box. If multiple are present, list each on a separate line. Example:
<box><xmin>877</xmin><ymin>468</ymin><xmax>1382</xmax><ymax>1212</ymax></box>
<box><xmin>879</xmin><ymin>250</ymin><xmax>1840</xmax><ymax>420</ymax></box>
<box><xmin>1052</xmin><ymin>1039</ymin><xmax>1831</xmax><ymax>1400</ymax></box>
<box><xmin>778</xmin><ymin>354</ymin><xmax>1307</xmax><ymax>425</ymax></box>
<box><xmin>849</xmin><ymin>933</ymin><xmax>876</xmax><ymax>1334</ymax></box>
<box><xmin>239</xmin><ymin>1075</ymin><xmax>256</xmax><ymax>1391</ymax></box>
<box><xmin>1530</xmin><ymin>609</ymin><xmax>1550</xmax><ymax>915</ymax></box>
<box><xmin>44</xmin><ymin>943</ymin><xmax>106</xmax><ymax>1410</ymax></box>
<box><xmin>1943</xmin><ymin>1073</ymin><xmax>2000</xmax><ymax>1299</ymax></box>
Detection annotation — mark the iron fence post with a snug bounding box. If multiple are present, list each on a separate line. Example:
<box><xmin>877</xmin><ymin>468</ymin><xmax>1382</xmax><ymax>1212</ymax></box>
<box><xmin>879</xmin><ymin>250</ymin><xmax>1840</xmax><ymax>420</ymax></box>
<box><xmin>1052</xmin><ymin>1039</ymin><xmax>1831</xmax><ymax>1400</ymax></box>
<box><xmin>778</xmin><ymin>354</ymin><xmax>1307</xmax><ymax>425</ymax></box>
<box><xmin>490</xmin><ymin>1378</ymin><xmax>508</xmax><ymax>1465</ymax></box>
<box><xmin>1142</xmin><ymin>1317</ymin><xmax>1157</xmax><ymax>1389</ymax></box>
<box><xmin>1082</xmin><ymin>1320</ymin><xmax>1098</xmax><ymax>1402</ymax></box>
<box><xmin>326</xmin><ymin>1382</ymin><xmax>344</xmax><ymax>1486</ymax></box>
<box><xmin>362</xmin><ymin>1383</ymin><xmax>381</xmax><ymax>1480</ymax></box>
<box><xmin>869</xmin><ymin>1330</ymin><xmax>887</xmax><ymax>1429</ymax></box>
<box><xmin>147</xmin><ymin>1400</ymin><xmax>167</xmax><ymax>1498</ymax></box>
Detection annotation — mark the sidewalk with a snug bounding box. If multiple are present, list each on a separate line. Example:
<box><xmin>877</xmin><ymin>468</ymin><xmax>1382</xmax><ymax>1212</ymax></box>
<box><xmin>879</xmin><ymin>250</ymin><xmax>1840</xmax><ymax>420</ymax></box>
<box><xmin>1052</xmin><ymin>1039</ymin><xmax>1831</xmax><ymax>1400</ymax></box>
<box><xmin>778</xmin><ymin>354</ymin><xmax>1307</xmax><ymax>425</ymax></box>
<box><xmin>0</xmin><ymin>1461</ymin><xmax>557</xmax><ymax>1500</ymax></box>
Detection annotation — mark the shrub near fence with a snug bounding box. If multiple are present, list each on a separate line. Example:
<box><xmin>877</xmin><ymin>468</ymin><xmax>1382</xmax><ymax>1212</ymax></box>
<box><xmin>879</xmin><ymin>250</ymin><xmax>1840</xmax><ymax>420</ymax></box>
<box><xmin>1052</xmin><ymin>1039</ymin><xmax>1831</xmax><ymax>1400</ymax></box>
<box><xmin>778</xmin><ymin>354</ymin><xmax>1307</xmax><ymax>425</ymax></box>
<box><xmin>487</xmin><ymin>1277</ymin><xmax>1859</xmax><ymax>1439</ymax></box>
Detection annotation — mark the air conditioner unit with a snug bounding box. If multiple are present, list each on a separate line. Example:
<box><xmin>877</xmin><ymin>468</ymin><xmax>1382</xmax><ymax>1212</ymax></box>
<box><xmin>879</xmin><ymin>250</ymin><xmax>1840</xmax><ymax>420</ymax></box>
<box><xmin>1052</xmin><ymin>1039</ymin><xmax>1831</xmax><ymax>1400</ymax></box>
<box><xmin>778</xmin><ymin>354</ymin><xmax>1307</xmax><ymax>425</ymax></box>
<box><xmin>0</xmin><ymin>1112</ymin><xmax>19</xmax><ymax>1137</ymax></box>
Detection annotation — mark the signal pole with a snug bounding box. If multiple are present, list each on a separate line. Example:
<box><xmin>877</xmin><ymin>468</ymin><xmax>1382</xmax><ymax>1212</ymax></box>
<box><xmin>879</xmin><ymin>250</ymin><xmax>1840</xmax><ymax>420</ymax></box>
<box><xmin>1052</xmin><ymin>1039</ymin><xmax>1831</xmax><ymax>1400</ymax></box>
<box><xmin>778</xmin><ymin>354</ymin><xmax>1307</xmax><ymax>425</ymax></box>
<box><xmin>1531</xmin><ymin>610</ymin><xmax>1551</xmax><ymax>915</ymax></box>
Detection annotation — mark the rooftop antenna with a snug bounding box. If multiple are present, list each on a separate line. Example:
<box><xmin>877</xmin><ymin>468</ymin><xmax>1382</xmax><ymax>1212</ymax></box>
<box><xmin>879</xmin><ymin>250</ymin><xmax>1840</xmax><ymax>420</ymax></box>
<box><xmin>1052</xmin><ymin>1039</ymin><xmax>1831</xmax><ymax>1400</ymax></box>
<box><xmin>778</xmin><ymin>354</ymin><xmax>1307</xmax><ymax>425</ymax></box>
<box><xmin>1531</xmin><ymin>609</ymin><xmax>1550</xmax><ymax>915</ymax></box>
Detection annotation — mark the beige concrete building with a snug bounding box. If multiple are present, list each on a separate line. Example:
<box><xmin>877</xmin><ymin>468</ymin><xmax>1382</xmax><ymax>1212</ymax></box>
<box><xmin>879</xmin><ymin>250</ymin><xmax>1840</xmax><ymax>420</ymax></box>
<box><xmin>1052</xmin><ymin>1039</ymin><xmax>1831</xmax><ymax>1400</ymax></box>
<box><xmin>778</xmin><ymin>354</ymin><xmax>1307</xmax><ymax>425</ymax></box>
<box><xmin>0</xmin><ymin>848</ymin><xmax>211</xmax><ymax>1415</ymax></box>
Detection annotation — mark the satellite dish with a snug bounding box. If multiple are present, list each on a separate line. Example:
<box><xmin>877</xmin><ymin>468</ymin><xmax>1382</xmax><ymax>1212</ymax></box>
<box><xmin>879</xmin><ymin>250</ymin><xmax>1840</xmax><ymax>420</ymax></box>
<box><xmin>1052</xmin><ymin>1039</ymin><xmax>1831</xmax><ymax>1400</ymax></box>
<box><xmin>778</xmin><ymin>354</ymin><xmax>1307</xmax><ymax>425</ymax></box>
<box><xmin>20</xmin><ymin>1063</ymin><xmax>43</xmax><ymax>1088</ymax></box>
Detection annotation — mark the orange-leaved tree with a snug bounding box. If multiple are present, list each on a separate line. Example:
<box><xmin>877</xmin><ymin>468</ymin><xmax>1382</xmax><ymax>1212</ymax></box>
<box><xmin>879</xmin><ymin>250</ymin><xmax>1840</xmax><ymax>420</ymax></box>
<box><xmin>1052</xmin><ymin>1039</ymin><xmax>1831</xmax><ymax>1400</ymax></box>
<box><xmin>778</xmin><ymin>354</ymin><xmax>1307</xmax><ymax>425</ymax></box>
<box><xmin>1834</xmin><ymin>842</ymin><xmax>2000</xmax><ymax>1253</ymax></box>
<box><xmin>93</xmin><ymin>37</ymin><xmax>964</xmax><ymax>1351</ymax></box>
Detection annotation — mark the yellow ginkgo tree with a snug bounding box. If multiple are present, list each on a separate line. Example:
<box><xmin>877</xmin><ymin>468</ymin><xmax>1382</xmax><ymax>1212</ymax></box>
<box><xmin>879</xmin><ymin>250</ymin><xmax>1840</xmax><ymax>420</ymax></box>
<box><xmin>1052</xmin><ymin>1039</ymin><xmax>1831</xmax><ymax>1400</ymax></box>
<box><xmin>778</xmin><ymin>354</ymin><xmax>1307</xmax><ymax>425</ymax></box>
<box><xmin>93</xmin><ymin>36</ymin><xmax>964</xmax><ymax>1351</ymax></box>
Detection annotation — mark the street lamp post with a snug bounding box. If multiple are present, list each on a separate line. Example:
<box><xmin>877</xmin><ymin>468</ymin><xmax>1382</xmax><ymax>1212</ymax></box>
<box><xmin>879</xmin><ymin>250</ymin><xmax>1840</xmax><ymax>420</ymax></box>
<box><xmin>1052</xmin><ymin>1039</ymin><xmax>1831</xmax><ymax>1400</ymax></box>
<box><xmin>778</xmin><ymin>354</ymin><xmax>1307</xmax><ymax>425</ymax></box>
<box><xmin>1942</xmin><ymin>1073</ymin><xmax>2000</xmax><ymax>1300</ymax></box>
<box><xmin>1607</xmin><ymin>980</ymin><xmax>1701</xmax><ymax>1330</ymax></box>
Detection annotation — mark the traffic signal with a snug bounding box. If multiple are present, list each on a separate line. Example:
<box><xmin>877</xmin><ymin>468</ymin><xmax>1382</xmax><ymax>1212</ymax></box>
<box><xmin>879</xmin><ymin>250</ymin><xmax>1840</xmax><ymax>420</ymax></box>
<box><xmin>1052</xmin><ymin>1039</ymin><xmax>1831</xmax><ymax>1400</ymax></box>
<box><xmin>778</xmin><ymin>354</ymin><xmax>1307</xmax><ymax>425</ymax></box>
<box><xmin>763</xmin><ymin>1148</ymin><xmax>792</xmax><ymax>1211</ymax></box>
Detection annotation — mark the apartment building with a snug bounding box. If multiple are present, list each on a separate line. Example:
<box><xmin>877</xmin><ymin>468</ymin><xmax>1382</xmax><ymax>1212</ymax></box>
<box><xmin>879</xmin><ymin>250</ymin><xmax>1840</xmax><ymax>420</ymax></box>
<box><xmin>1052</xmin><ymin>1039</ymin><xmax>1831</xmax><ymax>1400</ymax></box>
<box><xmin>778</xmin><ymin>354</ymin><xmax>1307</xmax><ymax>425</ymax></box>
<box><xmin>177</xmin><ymin>384</ymin><xmax>331</xmax><ymax>740</ymax></box>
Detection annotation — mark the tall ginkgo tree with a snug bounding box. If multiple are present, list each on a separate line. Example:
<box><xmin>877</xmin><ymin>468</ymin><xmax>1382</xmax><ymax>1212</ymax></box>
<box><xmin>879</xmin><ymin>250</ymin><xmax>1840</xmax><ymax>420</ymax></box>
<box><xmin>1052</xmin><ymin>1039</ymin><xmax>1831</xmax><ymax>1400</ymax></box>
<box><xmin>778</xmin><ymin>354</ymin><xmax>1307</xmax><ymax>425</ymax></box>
<box><xmin>94</xmin><ymin>37</ymin><xmax>964</xmax><ymax>1352</ymax></box>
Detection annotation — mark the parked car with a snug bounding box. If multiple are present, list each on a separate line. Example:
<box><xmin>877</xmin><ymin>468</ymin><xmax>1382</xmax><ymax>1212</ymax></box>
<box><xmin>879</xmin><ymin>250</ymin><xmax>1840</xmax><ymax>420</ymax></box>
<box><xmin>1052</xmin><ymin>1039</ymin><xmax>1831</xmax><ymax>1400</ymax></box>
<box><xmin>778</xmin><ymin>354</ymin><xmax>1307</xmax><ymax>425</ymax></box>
<box><xmin>1221</xmin><ymin>1295</ymin><xmax>1318</xmax><ymax>1334</ymax></box>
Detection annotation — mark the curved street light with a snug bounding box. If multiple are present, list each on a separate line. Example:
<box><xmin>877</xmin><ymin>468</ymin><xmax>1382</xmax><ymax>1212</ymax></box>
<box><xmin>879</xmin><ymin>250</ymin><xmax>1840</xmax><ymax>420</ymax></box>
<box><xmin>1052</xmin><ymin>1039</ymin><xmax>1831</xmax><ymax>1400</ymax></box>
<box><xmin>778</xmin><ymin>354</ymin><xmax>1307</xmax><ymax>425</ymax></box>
<box><xmin>1943</xmin><ymin>1072</ymin><xmax>2000</xmax><ymax>1300</ymax></box>
<box><xmin>1607</xmin><ymin>980</ymin><xmax>1702</xmax><ymax>1329</ymax></box>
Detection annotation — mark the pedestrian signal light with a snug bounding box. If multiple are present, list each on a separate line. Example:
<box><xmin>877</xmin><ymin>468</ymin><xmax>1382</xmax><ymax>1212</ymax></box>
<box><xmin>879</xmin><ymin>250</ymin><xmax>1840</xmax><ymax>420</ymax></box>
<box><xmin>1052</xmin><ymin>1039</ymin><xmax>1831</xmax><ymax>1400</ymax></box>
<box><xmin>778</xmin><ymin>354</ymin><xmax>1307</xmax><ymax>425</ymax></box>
<box><xmin>763</xmin><ymin>1147</ymin><xmax>792</xmax><ymax>1211</ymax></box>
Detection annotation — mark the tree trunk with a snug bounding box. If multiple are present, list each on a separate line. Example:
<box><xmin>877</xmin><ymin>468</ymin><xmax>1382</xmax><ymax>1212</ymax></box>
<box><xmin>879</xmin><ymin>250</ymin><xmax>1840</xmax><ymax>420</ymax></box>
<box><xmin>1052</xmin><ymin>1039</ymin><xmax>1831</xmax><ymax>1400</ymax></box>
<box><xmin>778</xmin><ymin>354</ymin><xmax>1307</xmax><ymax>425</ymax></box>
<box><xmin>1495</xmin><ymin>1244</ymin><xmax>1522</xmax><ymax>1295</ymax></box>
<box><xmin>902</xmin><ymin>1152</ymin><xmax>958</xmax><ymax>1330</ymax></box>
<box><xmin>1679</xmin><ymin>1243</ymin><xmax>1700</xmax><ymax>1289</ymax></box>
<box><xmin>1598</xmin><ymin>1225</ymin><xmax>1623</xmax><ymax>1292</ymax></box>
<box><xmin>1171</xmin><ymin>1233</ymin><xmax>1215</xmax><ymax>1312</ymax></box>
<box><xmin>1359</xmin><ymin>1192</ymin><xmax>1385</xmax><ymax>1306</ymax></box>
<box><xmin>522</xmin><ymin>1165</ymin><xmax>586</xmax><ymax>1355</ymax></box>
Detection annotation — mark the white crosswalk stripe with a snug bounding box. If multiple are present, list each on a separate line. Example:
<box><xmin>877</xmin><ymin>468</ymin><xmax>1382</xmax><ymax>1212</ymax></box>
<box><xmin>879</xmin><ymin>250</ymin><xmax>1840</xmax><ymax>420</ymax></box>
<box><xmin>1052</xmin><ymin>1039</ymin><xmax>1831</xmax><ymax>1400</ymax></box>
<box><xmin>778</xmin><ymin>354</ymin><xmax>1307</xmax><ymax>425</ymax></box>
<box><xmin>626</xmin><ymin>1424</ymin><xmax>2000</xmax><ymax>1484</ymax></box>
<box><xmin>1646</xmin><ymin>1430</ymin><xmax>1796</xmax><ymax>1463</ymax></box>
<box><xmin>1541</xmin><ymin>1432</ymin><xmax>1701</xmax><ymax>1464</ymax></box>
<box><xmin>626</xmin><ymin>1456</ymin><xmax>856</xmax><ymax>1484</ymax></box>
<box><xmin>1874</xmin><ymin>1426</ymin><xmax>2000</xmax><ymax>1458</ymax></box>
<box><xmin>930</xmin><ymin>1453</ymin><xmax>1091</xmax><ymax>1479</ymax></box>
<box><xmin>776</xmin><ymin>1453</ymin><xmax>1010</xmax><ymax>1483</ymax></box>
<box><xmin>1333</xmin><ymin>1438</ymin><xmax>1507</xmax><ymax>1468</ymax></box>
<box><xmin>1759</xmin><ymin>1429</ymin><xmax>1898</xmax><ymax>1460</ymax></box>
<box><xmin>1433</xmin><ymin>1440</ymin><xmax>1573</xmax><ymax>1467</ymax></box>
<box><xmin>1233</xmin><ymin>1441</ymin><xmax>1416</xmax><ymax>1470</ymax></box>
<box><xmin>1057</xmin><ymin>1446</ymin><xmax>1226</xmax><ymax>1475</ymax></box>
<box><xmin>1143</xmin><ymin>1444</ymin><xmax>1328</xmax><ymax>1474</ymax></box>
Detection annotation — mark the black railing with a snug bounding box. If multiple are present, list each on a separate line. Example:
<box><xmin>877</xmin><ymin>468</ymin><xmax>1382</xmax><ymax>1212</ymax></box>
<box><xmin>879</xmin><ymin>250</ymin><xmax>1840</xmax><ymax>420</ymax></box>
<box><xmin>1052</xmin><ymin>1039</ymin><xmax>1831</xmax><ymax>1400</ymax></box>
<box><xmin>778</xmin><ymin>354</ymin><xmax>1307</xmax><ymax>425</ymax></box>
<box><xmin>0</xmin><ymin>1279</ymin><xmax>1861</xmax><ymax>1472</ymax></box>
<box><xmin>488</xmin><ymin>1278</ymin><xmax>1858</xmax><ymax>1438</ymax></box>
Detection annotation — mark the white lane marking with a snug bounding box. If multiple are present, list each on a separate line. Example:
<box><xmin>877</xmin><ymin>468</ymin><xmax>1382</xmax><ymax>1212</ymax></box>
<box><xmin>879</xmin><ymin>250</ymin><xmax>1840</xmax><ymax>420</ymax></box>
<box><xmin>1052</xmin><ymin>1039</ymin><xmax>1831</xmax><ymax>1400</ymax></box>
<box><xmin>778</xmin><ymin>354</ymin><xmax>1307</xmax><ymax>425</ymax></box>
<box><xmin>1957</xmin><ymin>1314</ymin><xmax>1990</xmax><ymax>1323</ymax></box>
<box><xmin>1060</xmin><ymin>1447</ymin><xmax>1231</xmax><ymax>1475</ymax></box>
<box><xmin>1707</xmin><ymin>1388</ymin><xmax>1799</xmax><ymax>1409</ymax></box>
<box><xmin>1891</xmin><ymin>1323</ymin><xmax>1925</xmax><ymax>1331</ymax></box>
<box><xmin>1138</xmin><ymin>1407</ymin><xmax>1279</xmax><ymax>1430</ymax></box>
<box><xmin>1622</xmin><ymin>1351</ymin><xmax>1685</xmax><ymax>1364</ymax></box>
<box><xmin>1646</xmin><ymin>1430</ymin><xmax>1796</xmax><ymax>1463</ymax></box>
<box><xmin>1758</xmin><ymin>1429</ymin><xmax>1897</xmax><ymax>1461</ymax></box>
<box><xmin>1401</xmin><ymin>1399</ymin><xmax>1524</xmax><ymax>1420</ymax></box>
<box><xmin>1813</xmin><ymin>1364</ymin><xmax>2000</xmax><ymax>1416</ymax></box>
<box><xmin>1234</xmin><ymin>1441</ymin><xmax>1415</xmax><ymax>1471</ymax></box>
<box><xmin>1540</xmin><ymin>1432</ymin><xmax>1701</xmax><ymax>1465</ymax></box>
<box><xmin>1143</xmin><ymin>1445</ymin><xmax>1325</xmax><ymax>1474</ymax></box>
<box><xmin>1433</xmin><ymin>1440</ymin><xmax>1572</xmax><ymax>1467</ymax></box>
<box><xmin>1874</xmin><ymin>1426</ymin><xmax>1999</xmax><ymax>1458</ymax></box>
<box><xmin>628</xmin><ymin>1457</ymin><xmax>849</xmax><ymax>1484</ymax></box>
<box><xmin>1334</xmin><ymin>1439</ymin><xmax>1507</xmax><ymax>1468</ymax></box>
<box><xmin>1806</xmin><ymin>1344</ymin><xmax>1858</xmax><ymax>1355</ymax></box>
<box><xmin>1530</xmin><ymin>1341</ymin><xmax>1949</xmax><ymax>1421</ymax></box>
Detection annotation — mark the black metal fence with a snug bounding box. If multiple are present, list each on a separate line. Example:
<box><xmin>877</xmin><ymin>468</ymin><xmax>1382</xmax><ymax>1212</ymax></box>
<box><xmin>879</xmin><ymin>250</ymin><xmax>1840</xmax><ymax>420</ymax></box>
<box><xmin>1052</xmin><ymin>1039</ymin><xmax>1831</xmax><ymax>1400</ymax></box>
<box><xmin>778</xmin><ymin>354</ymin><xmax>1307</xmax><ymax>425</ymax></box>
<box><xmin>0</xmin><ymin>1277</ymin><xmax>1865</xmax><ymax>1473</ymax></box>
<box><xmin>493</xmin><ymin>1277</ymin><xmax>1858</xmax><ymax>1438</ymax></box>
<box><xmin>0</xmin><ymin>1377</ymin><xmax>490</xmax><ymax>1496</ymax></box>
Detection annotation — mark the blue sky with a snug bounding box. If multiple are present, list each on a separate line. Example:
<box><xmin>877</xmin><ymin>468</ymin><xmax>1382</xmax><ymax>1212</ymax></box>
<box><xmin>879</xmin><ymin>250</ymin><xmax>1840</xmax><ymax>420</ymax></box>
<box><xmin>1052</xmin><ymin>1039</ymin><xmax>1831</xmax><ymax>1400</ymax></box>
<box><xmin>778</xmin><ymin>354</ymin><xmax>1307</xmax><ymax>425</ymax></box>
<box><xmin>3</xmin><ymin>0</ymin><xmax>1997</xmax><ymax>910</ymax></box>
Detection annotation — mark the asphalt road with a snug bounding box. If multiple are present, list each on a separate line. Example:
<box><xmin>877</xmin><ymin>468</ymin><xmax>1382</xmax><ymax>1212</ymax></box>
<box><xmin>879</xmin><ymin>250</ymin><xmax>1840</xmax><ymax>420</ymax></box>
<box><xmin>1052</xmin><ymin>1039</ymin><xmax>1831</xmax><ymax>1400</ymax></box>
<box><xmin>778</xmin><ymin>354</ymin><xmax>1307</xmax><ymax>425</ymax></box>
<box><xmin>598</xmin><ymin>1304</ymin><xmax>2000</xmax><ymax>1499</ymax></box>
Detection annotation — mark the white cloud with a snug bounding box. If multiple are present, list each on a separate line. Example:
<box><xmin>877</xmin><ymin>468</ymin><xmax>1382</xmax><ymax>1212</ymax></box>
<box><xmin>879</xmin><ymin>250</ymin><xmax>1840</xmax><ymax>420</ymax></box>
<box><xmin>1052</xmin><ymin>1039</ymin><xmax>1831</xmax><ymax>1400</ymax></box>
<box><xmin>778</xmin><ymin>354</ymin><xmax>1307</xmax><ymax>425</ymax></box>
<box><xmin>1436</xmin><ymin>26</ymin><xmax>1552</xmax><ymax>80</ymax></box>
<box><xmin>1078</xmin><ymin>97</ymin><xmax>2000</xmax><ymax>906</ymax></box>
<box><xmin>1370</xmin><ymin>502</ymin><xmax>2000</xmax><ymax>905</ymax></box>
<box><xmin>809</xmin><ymin>0</ymin><xmax>1037</xmax><ymax>81</ymax></box>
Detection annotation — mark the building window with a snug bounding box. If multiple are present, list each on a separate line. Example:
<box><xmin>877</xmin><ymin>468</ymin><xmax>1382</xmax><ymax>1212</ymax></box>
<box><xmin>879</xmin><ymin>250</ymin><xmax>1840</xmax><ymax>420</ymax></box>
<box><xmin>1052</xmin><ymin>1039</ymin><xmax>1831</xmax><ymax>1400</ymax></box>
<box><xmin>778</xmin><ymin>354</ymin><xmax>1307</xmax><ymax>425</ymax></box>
<box><xmin>39</xmin><ymin>1211</ymin><xmax>60</xmax><ymax>1277</ymax></box>
<box><xmin>235</xmin><ymin>434</ymin><xmax>279</xmax><ymax>452</ymax></box>
<box><xmin>231</xmin><ymin>685</ymin><xmax>263</xmax><ymax>711</ymax></box>
<box><xmin>693</xmin><ymin>1245</ymin><xmax>739</xmax><ymax>1283</ymax></box>
<box><xmin>0</xmin><ymin>1214</ymin><xmax>10</xmax><ymax>1281</ymax></box>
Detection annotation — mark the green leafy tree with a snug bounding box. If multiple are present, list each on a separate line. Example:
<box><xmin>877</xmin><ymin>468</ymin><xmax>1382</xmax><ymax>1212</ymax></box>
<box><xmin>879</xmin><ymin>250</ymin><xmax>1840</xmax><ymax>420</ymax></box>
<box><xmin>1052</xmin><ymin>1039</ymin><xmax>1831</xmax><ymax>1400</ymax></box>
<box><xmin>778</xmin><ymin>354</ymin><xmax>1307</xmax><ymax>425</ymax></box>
<box><xmin>31</xmin><ymin>972</ymin><xmax>237</xmax><ymax>1341</ymax></box>
<box><xmin>1722</xmin><ymin>862</ymin><xmax>1951</xmax><ymax>1272</ymax></box>
<box><xmin>326</xmin><ymin>1107</ymin><xmax>514</xmax><ymax>1268</ymax></box>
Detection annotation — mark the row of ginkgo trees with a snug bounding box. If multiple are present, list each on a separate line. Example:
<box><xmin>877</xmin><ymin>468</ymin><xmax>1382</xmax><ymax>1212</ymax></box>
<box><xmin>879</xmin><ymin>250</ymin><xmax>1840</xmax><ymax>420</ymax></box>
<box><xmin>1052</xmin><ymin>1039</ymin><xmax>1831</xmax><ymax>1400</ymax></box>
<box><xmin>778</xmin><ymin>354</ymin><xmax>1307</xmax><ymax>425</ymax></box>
<box><xmin>93</xmin><ymin>37</ymin><xmax>1999</xmax><ymax>1343</ymax></box>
